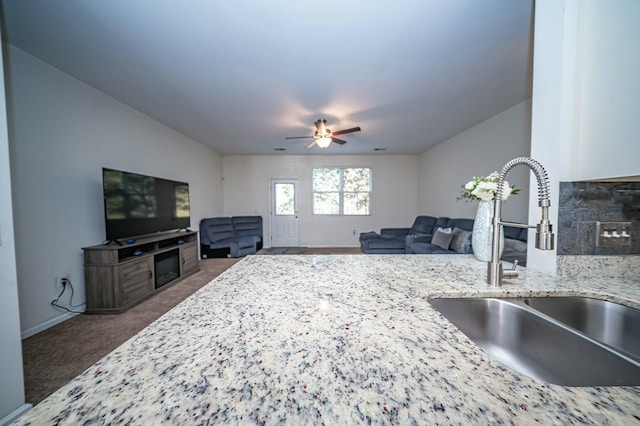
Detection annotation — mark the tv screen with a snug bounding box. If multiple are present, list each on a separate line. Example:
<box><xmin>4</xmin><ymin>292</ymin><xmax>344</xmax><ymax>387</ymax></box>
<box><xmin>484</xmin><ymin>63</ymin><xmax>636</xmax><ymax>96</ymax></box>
<box><xmin>102</xmin><ymin>168</ymin><xmax>190</xmax><ymax>241</ymax></box>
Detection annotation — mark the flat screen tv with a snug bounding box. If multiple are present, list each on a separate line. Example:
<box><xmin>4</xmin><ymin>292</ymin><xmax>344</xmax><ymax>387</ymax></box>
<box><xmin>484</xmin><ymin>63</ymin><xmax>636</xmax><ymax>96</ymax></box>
<box><xmin>102</xmin><ymin>168</ymin><xmax>190</xmax><ymax>241</ymax></box>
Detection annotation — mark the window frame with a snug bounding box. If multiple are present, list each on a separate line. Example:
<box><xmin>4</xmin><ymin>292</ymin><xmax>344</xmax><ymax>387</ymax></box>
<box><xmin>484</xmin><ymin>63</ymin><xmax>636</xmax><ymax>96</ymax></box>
<box><xmin>312</xmin><ymin>167</ymin><xmax>372</xmax><ymax>216</ymax></box>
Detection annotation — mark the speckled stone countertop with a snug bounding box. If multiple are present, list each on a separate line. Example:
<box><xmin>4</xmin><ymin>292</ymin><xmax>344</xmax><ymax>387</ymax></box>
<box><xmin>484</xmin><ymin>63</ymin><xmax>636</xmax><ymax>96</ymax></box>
<box><xmin>15</xmin><ymin>255</ymin><xmax>640</xmax><ymax>425</ymax></box>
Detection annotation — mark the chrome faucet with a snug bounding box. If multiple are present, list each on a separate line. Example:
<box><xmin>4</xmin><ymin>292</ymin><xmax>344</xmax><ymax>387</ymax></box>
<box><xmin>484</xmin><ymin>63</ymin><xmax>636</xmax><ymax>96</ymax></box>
<box><xmin>487</xmin><ymin>157</ymin><xmax>555</xmax><ymax>285</ymax></box>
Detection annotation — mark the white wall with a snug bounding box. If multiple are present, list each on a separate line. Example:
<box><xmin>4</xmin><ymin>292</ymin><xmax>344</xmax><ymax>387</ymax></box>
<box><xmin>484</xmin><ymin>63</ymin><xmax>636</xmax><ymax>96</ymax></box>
<box><xmin>574</xmin><ymin>0</ymin><xmax>640</xmax><ymax>180</ymax></box>
<box><xmin>418</xmin><ymin>100</ymin><xmax>531</xmax><ymax>223</ymax></box>
<box><xmin>223</xmin><ymin>155</ymin><xmax>418</xmax><ymax>247</ymax></box>
<box><xmin>0</xmin><ymin>39</ymin><xmax>29</xmax><ymax>424</ymax></box>
<box><xmin>5</xmin><ymin>45</ymin><xmax>223</xmax><ymax>337</ymax></box>
<box><xmin>528</xmin><ymin>0</ymin><xmax>640</xmax><ymax>274</ymax></box>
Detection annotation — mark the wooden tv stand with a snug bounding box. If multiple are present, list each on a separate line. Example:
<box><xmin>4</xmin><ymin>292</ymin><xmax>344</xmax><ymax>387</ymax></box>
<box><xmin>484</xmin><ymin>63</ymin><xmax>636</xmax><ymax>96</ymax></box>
<box><xmin>82</xmin><ymin>231</ymin><xmax>200</xmax><ymax>314</ymax></box>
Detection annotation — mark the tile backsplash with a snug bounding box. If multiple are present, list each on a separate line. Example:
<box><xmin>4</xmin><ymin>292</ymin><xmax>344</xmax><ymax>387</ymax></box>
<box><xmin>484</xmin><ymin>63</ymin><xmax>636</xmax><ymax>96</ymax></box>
<box><xmin>558</xmin><ymin>181</ymin><xmax>640</xmax><ymax>256</ymax></box>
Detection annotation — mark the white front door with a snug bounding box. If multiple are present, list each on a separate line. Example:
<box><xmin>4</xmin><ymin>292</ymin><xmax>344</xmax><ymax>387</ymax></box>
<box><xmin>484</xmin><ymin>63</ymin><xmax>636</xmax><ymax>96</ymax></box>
<box><xmin>270</xmin><ymin>179</ymin><xmax>299</xmax><ymax>247</ymax></box>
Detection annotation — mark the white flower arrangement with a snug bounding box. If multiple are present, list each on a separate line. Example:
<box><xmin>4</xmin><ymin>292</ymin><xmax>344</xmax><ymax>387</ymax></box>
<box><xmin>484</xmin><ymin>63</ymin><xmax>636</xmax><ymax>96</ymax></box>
<box><xmin>457</xmin><ymin>171</ymin><xmax>520</xmax><ymax>202</ymax></box>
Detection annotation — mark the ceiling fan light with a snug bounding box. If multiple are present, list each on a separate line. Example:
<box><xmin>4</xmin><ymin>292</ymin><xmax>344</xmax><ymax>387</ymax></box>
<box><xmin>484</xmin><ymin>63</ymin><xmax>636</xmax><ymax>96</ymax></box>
<box><xmin>316</xmin><ymin>137</ymin><xmax>332</xmax><ymax>148</ymax></box>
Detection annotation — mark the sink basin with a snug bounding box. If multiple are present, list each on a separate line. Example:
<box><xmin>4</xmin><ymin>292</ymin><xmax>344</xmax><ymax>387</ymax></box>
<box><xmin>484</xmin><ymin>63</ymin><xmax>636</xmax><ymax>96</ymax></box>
<box><xmin>524</xmin><ymin>296</ymin><xmax>640</xmax><ymax>361</ymax></box>
<box><xmin>429</xmin><ymin>297</ymin><xmax>640</xmax><ymax>386</ymax></box>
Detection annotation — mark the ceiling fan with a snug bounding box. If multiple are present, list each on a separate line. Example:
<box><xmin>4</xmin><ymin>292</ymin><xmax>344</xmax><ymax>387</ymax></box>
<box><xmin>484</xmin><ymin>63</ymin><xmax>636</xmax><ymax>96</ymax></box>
<box><xmin>285</xmin><ymin>119</ymin><xmax>361</xmax><ymax>149</ymax></box>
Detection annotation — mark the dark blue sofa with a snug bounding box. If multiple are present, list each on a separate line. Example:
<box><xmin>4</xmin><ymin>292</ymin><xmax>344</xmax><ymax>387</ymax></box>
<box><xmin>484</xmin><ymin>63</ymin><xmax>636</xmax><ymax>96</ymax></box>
<box><xmin>405</xmin><ymin>217</ymin><xmax>475</xmax><ymax>254</ymax></box>
<box><xmin>359</xmin><ymin>216</ymin><xmax>438</xmax><ymax>254</ymax></box>
<box><xmin>360</xmin><ymin>215</ymin><xmax>528</xmax><ymax>265</ymax></box>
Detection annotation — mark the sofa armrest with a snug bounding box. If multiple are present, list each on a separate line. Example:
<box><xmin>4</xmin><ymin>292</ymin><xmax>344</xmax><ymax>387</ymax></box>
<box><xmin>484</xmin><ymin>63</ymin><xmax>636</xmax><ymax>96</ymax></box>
<box><xmin>359</xmin><ymin>231</ymin><xmax>380</xmax><ymax>241</ymax></box>
<box><xmin>380</xmin><ymin>227</ymin><xmax>411</xmax><ymax>237</ymax></box>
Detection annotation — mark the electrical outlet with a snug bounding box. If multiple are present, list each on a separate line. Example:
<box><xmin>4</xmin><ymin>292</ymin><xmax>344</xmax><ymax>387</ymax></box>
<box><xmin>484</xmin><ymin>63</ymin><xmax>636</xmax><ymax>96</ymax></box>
<box><xmin>596</xmin><ymin>221</ymin><xmax>632</xmax><ymax>247</ymax></box>
<box><xmin>56</xmin><ymin>273</ymin><xmax>69</xmax><ymax>292</ymax></box>
<box><xmin>352</xmin><ymin>229</ymin><xmax>356</xmax><ymax>235</ymax></box>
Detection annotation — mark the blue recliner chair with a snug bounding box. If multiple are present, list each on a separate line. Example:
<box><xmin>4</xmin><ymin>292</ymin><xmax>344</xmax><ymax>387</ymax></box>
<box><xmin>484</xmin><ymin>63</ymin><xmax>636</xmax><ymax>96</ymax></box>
<box><xmin>199</xmin><ymin>216</ymin><xmax>263</xmax><ymax>258</ymax></box>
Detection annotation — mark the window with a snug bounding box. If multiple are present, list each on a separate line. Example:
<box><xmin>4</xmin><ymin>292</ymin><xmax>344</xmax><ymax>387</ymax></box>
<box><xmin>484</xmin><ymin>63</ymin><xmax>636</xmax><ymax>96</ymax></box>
<box><xmin>313</xmin><ymin>168</ymin><xmax>371</xmax><ymax>215</ymax></box>
<box><xmin>274</xmin><ymin>182</ymin><xmax>295</xmax><ymax>215</ymax></box>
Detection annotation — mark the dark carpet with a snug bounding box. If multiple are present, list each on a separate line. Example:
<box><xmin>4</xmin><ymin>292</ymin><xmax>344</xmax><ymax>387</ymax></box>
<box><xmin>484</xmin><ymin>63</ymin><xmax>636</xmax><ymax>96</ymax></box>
<box><xmin>21</xmin><ymin>258</ymin><xmax>240</xmax><ymax>405</ymax></box>
<box><xmin>21</xmin><ymin>248</ymin><xmax>362</xmax><ymax>405</ymax></box>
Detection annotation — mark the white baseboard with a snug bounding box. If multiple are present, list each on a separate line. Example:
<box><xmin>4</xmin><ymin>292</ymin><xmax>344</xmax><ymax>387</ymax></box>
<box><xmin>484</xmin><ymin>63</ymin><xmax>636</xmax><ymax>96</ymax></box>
<box><xmin>0</xmin><ymin>404</ymin><xmax>32</xmax><ymax>426</ymax></box>
<box><xmin>21</xmin><ymin>311</ymin><xmax>80</xmax><ymax>339</ymax></box>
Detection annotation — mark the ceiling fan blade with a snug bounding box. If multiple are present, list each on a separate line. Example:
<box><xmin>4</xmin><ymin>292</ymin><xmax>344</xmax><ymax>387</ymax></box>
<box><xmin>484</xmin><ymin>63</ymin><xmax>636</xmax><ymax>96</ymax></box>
<box><xmin>331</xmin><ymin>126</ymin><xmax>361</xmax><ymax>136</ymax></box>
<box><xmin>285</xmin><ymin>136</ymin><xmax>315</xmax><ymax>139</ymax></box>
<box><xmin>331</xmin><ymin>137</ymin><xmax>347</xmax><ymax>145</ymax></box>
<box><xmin>305</xmin><ymin>140</ymin><xmax>317</xmax><ymax>149</ymax></box>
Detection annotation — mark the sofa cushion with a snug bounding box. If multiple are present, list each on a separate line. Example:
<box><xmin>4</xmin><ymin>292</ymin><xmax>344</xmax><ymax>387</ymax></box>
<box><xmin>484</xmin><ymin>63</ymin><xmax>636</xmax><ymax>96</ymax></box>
<box><xmin>450</xmin><ymin>227</ymin><xmax>473</xmax><ymax>254</ymax></box>
<box><xmin>504</xmin><ymin>237</ymin><xmax>527</xmax><ymax>252</ymax></box>
<box><xmin>366</xmin><ymin>238</ymin><xmax>406</xmax><ymax>250</ymax></box>
<box><xmin>232</xmin><ymin>216</ymin><xmax>263</xmax><ymax>237</ymax></box>
<box><xmin>431</xmin><ymin>227</ymin><xmax>454</xmax><ymax>250</ymax></box>
<box><xmin>380</xmin><ymin>227</ymin><xmax>411</xmax><ymax>236</ymax></box>
<box><xmin>200</xmin><ymin>217</ymin><xmax>235</xmax><ymax>245</ymax></box>
<box><xmin>503</xmin><ymin>226</ymin><xmax>528</xmax><ymax>242</ymax></box>
<box><xmin>445</xmin><ymin>218</ymin><xmax>474</xmax><ymax>232</ymax></box>
<box><xmin>409</xmin><ymin>216</ymin><xmax>438</xmax><ymax>235</ymax></box>
<box><xmin>409</xmin><ymin>242</ymin><xmax>454</xmax><ymax>254</ymax></box>
<box><xmin>434</xmin><ymin>217</ymin><xmax>450</xmax><ymax>229</ymax></box>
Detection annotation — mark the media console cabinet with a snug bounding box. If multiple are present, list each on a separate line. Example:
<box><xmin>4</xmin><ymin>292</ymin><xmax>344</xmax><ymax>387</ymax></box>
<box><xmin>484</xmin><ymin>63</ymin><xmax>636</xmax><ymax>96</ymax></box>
<box><xmin>82</xmin><ymin>231</ymin><xmax>200</xmax><ymax>314</ymax></box>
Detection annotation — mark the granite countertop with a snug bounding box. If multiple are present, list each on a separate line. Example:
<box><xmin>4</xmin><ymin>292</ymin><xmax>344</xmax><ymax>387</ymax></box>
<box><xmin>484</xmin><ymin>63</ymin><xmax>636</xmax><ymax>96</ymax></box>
<box><xmin>15</xmin><ymin>255</ymin><xmax>640</xmax><ymax>425</ymax></box>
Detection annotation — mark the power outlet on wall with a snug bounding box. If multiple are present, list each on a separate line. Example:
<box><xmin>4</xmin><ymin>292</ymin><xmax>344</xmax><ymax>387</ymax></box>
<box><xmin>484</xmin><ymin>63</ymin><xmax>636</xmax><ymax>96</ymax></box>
<box><xmin>56</xmin><ymin>273</ymin><xmax>69</xmax><ymax>292</ymax></box>
<box><xmin>596</xmin><ymin>221</ymin><xmax>632</xmax><ymax>247</ymax></box>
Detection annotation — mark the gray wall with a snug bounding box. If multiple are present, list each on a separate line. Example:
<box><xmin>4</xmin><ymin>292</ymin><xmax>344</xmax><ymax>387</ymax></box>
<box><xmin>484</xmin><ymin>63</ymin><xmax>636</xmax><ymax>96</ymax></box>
<box><xmin>5</xmin><ymin>45</ymin><xmax>224</xmax><ymax>337</ymax></box>
<box><xmin>0</xmin><ymin>38</ymin><xmax>28</xmax><ymax>424</ymax></box>
<box><xmin>223</xmin><ymin>155</ymin><xmax>419</xmax><ymax>247</ymax></box>
<box><xmin>418</xmin><ymin>100</ymin><xmax>531</xmax><ymax>224</ymax></box>
<box><xmin>558</xmin><ymin>181</ymin><xmax>640</xmax><ymax>256</ymax></box>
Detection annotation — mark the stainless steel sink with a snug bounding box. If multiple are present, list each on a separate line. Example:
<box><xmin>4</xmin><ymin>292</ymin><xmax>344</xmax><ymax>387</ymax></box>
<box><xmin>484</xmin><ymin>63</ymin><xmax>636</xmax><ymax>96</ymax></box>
<box><xmin>524</xmin><ymin>296</ymin><xmax>640</xmax><ymax>361</ymax></box>
<box><xmin>429</xmin><ymin>297</ymin><xmax>640</xmax><ymax>386</ymax></box>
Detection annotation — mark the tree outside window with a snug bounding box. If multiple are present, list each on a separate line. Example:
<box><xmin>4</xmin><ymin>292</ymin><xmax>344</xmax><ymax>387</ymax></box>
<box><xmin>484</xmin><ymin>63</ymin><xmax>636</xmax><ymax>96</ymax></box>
<box><xmin>275</xmin><ymin>183</ymin><xmax>295</xmax><ymax>215</ymax></box>
<box><xmin>313</xmin><ymin>168</ymin><xmax>371</xmax><ymax>215</ymax></box>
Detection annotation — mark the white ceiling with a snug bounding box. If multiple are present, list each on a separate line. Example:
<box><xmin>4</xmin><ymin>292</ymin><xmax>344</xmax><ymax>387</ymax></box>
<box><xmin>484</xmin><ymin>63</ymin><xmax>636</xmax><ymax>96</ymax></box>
<box><xmin>1</xmin><ymin>0</ymin><xmax>533</xmax><ymax>155</ymax></box>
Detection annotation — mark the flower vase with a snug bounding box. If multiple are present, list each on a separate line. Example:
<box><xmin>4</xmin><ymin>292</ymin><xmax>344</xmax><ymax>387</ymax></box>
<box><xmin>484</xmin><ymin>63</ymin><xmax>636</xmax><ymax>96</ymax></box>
<box><xmin>472</xmin><ymin>200</ymin><xmax>503</xmax><ymax>262</ymax></box>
